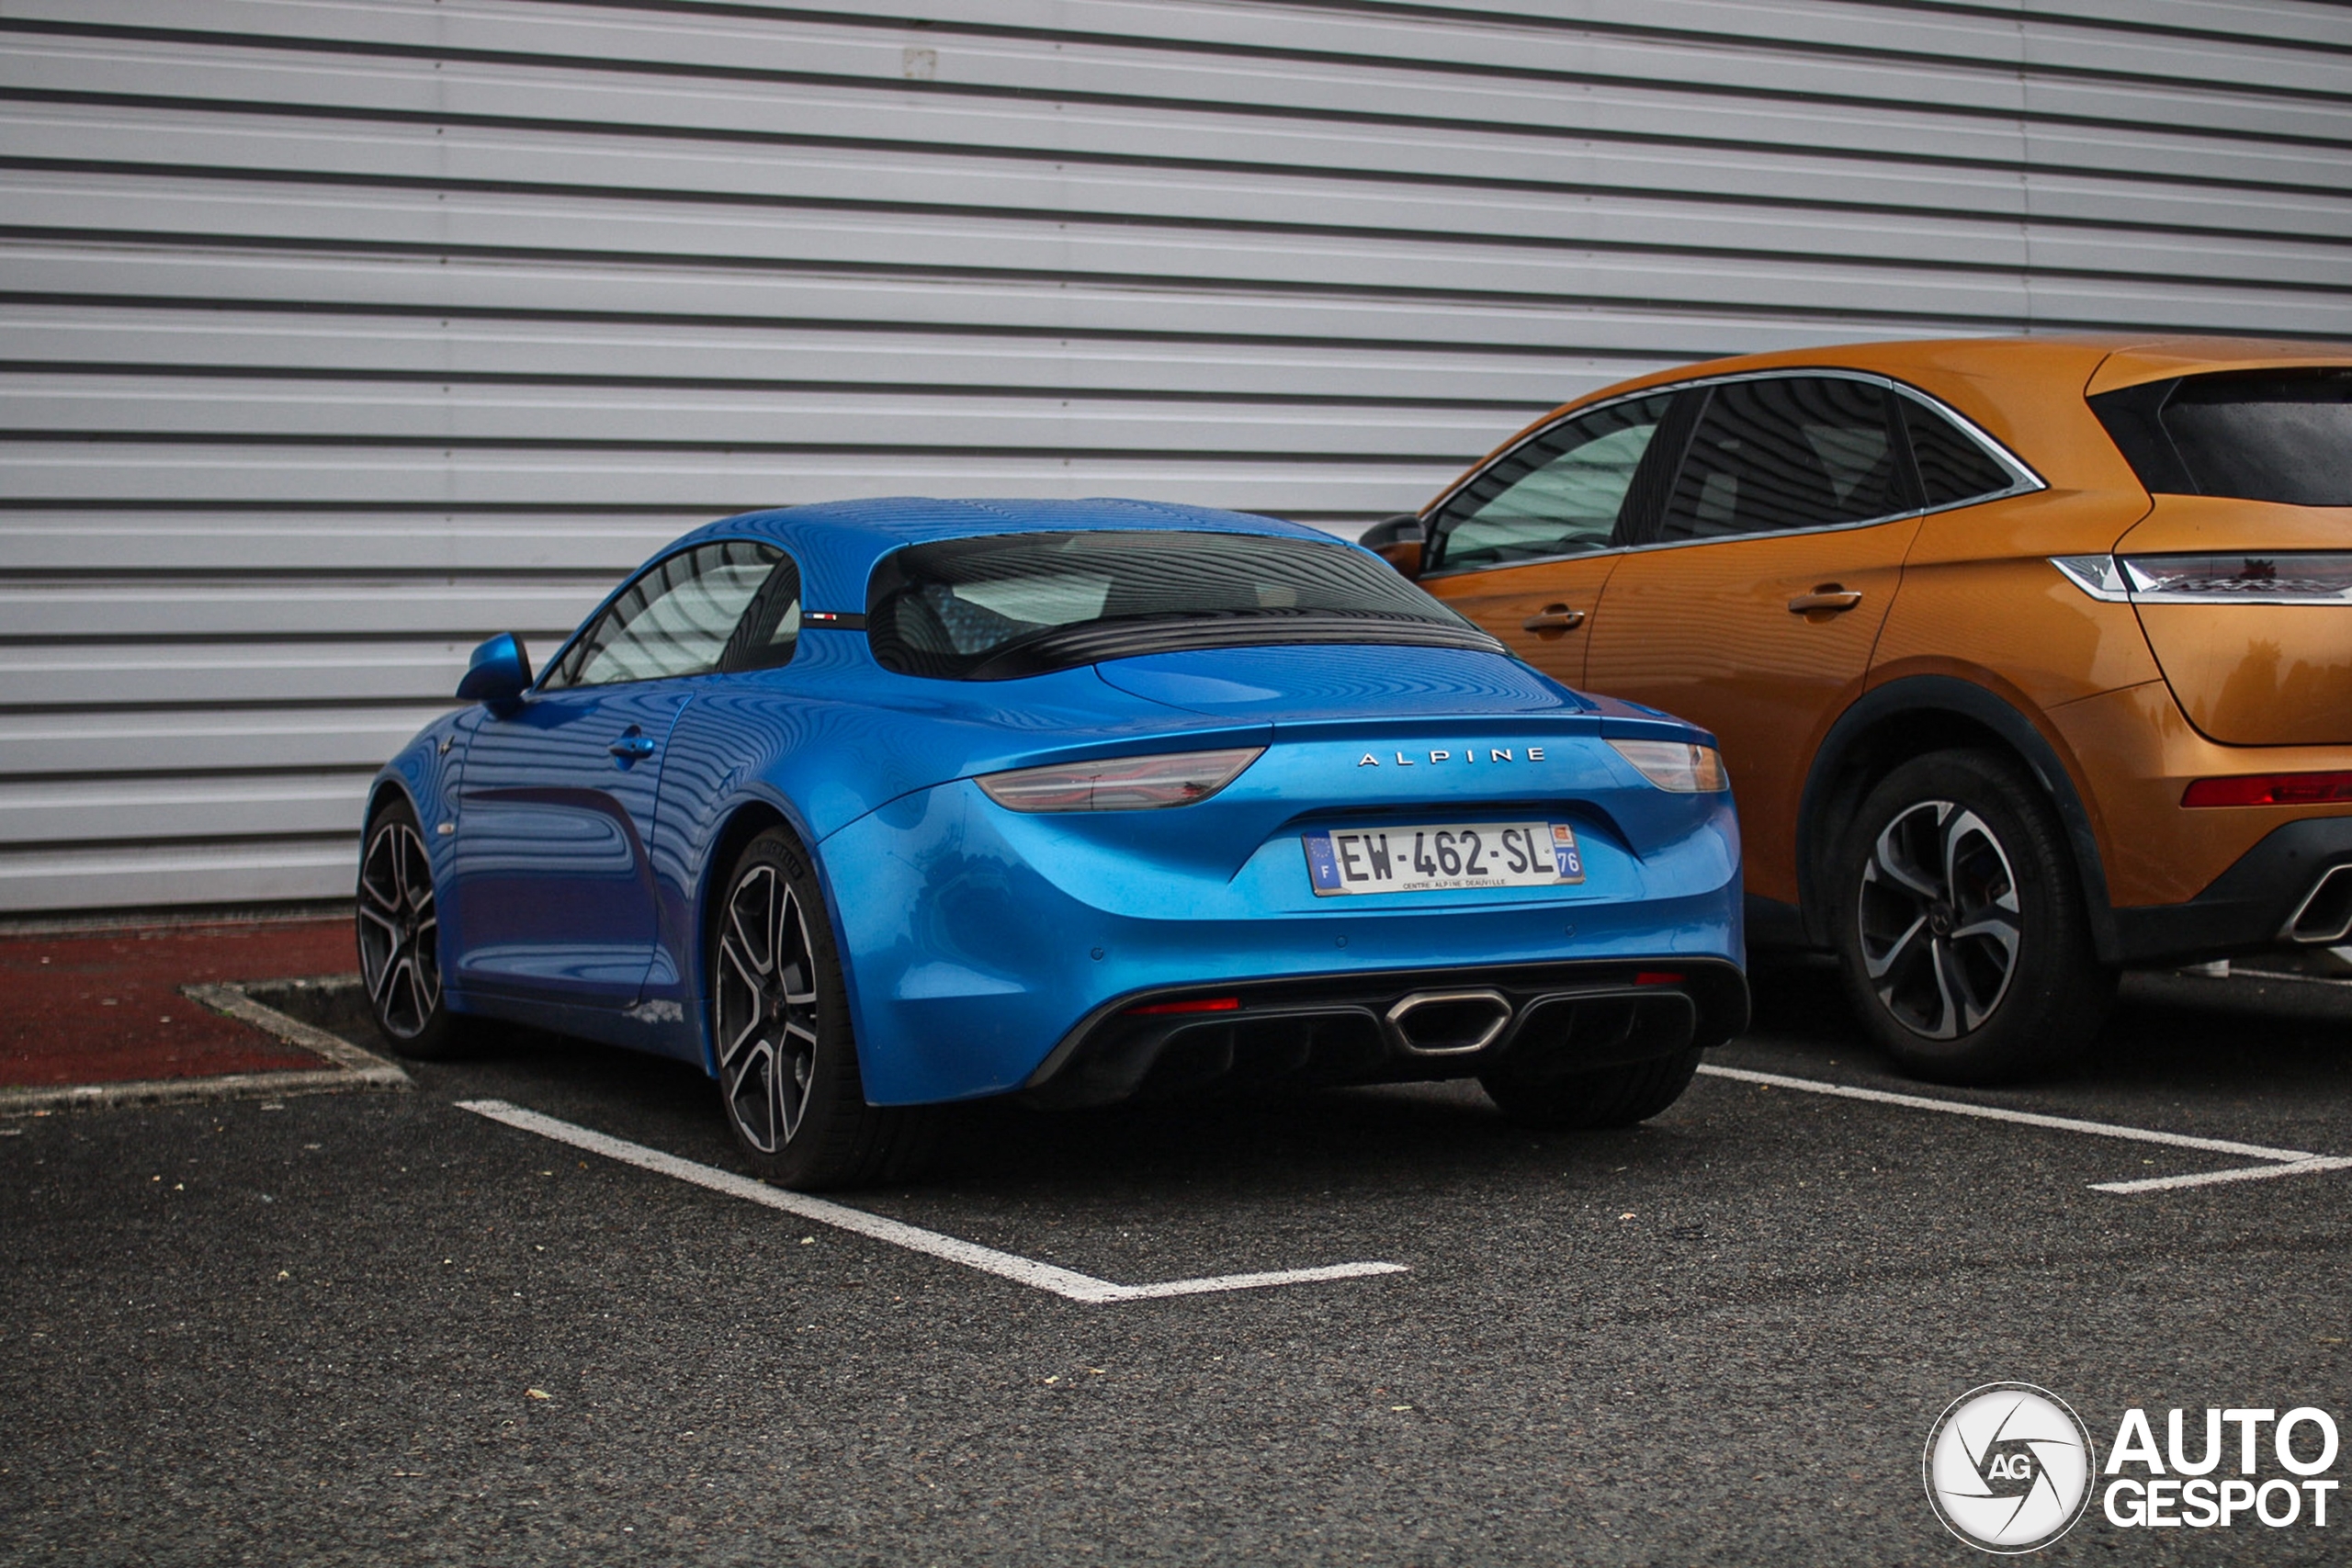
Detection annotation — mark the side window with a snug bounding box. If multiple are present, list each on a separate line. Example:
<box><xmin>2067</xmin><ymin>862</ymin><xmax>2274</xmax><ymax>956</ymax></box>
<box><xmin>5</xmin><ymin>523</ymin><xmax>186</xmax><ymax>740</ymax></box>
<box><xmin>1901</xmin><ymin>396</ymin><xmax>2018</xmax><ymax>509</ymax></box>
<box><xmin>722</xmin><ymin>553</ymin><xmax>804</xmax><ymax>672</ymax></box>
<box><xmin>1657</xmin><ymin>377</ymin><xmax>1901</xmax><ymax>543</ymax></box>
<box><xmin>1430</xmin><ymin>393</ymin><xmax>1674</xmax><ymax>571</ymax></box>
<box><xmin>545</xmin><ymin>540</ymin><xmax>782</xmax><ymax>689</ymax></box>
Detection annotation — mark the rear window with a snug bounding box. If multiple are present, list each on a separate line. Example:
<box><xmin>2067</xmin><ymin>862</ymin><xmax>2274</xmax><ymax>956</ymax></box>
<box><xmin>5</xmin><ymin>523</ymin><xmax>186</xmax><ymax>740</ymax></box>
<box><xmin>865</xmin><ymin>530</ymin><xmax>1499</xmax><ymax>680</ymax></box>
<box><xmin>2091</xmin><ymin>368</ymin><xmax>2352</xmax><ymax>506</ymax></box>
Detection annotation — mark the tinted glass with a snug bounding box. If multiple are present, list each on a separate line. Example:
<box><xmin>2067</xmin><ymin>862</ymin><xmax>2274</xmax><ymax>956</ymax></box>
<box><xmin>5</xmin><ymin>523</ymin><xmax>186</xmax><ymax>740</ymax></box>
<box><xmin>2157</xmin><ymin>371</ymin><xmax>2352</xmax><ymax>506</ymax></box>
<box><xmin>724</xmin><ymin>554</ymin><xmax>804</xmax><ymax>672</ymax></box>
<box><xmin>548</xmin><ymin>541</ymin><xmax>782</xmax><ymax>688</ymax></box>
<box><xmin>1431</xmin><ymin>394</ymin><xmax>1672</xmax><ymax>570</ymax></box>
<box><xmin>867</xmin><ymin>530</ymin><xmax>1488</xmax><ymax>680</ymax></box>
<box><xmin>1659</xmin><ymin>377</ymin><xmax>1900</xmax><ymax>542</ymax></box>
<box><xmin>1901</xmin><ymin>397</ymin><xmax>2017</xmax><ymax>509</ymax></box>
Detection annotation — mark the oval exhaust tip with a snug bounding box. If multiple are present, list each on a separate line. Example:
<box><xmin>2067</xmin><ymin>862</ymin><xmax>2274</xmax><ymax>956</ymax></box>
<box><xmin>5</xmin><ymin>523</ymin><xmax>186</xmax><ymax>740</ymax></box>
<box><xmin>1384</xmin><ymin>989</ymin><xmax>1512</xmax><ymax>1055</ymax></box>
<box><xmin>2284</xmin><ymin>863</ymin><xmax>2352</xmax><ymax>944</ymax></box>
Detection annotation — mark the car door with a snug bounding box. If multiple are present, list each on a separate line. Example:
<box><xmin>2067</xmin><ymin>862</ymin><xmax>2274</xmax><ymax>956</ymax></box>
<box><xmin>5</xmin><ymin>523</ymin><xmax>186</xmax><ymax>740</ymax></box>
<box><xmin>447</xmin><ymin>539</ymin><xmax>784</xmax><ymax>1008</ymax></box>
<box><xmin>1581</xmin><ymin>373</ymin><xmax>1923</xmax><ymax>907</ymax></box>
<box><xmin>1418</xmin><ymin>391</ymin><xmax>1683</xmax><ymax>689</ymax></box>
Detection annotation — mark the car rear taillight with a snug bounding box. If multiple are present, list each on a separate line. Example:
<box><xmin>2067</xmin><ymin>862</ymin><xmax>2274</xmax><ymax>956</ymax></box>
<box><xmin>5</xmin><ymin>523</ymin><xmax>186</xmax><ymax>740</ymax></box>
<box><xmin>2182</xmin><ymin>772</ymin><xmax>2352</xmax><ymax>807</ymax></box>
<box><xmin>1608</xmin><ymin>739</ymin><xmax>1728</xmax><ymax>793</ymax></box>
<box><xmin>2053</xmin><ymin>553</ymin><xmax>2352</xmax><ymax>604</ymax></box>
<box><xmin>976</xmin><ymin>747</ymin><xmax>1263</xmax><ymax>812</ymax></box>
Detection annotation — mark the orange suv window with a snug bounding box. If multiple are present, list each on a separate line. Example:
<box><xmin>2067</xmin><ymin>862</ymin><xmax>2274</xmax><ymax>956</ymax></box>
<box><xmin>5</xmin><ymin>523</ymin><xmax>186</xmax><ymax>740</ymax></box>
<box><xmin>1899</xmin><ymin>398</ymin><xmax>2015</xmax><ymax>509</ymax></box>
<box><xmin>2092</xmin><ymin>368</ymin><xmax>2352</xmax><ymax>507</ymax></box>
<box><xmin>1430</xmin><ymin>392</ymin><xmax>1675</xmax><ymax>570</ymax></box>
<box><xmin>1655</xmin><ymin>377</ymin><xmax>1904</xmax><ymax>543</ymax></box>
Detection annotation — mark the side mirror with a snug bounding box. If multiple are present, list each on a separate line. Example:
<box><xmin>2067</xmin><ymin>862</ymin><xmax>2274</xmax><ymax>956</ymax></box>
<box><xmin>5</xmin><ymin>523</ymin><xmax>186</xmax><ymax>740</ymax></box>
<box><xmin>456</xmin><ymin>633</ymin><xmax>533</xmax><ymax>707</ymax></box>
<box><xmin>1358</xmin><ymin>513</ymin><xmax>1427</xmax><ymax>577</ymax></box>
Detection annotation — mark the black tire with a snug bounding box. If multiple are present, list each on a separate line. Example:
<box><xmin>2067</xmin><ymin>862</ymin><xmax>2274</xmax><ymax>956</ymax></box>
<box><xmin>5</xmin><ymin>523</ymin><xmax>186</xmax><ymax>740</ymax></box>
<box><xmin>711</xmin><ymin>828</ymin><xmax>936</xmax><ymax>1190</ymax></box>
<box><xmin>1479</xmin><ymin>1045</ymin><xmax>1703</xmax><ymax>1129</ymax></box>
<box><xmin>1831</xmin><ymin>750</ymin><xmax>2115</xmax><ymax>1085</ymax></box>
<box><xmin>356</xmin><ymin>796</ymin><xmax>474</xmax><ymax>1060</ymax></box>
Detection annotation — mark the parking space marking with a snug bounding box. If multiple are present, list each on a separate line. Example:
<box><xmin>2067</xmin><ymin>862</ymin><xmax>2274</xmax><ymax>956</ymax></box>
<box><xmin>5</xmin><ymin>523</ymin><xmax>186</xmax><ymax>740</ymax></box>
<box><xmin>457</xmin><ymin>1100</ymin><xmax>1407</xmax><ymax>1303</ymax></box>
<box><xmin>2088</xmin><ymin>1156</ymin><xmax>2352</xmax><ymax>1195</ymax></box>
<box><xmin>1695</xmin><ymin>1066</ymin><xmax>2350</xmax><ymax>1192</ymax></box>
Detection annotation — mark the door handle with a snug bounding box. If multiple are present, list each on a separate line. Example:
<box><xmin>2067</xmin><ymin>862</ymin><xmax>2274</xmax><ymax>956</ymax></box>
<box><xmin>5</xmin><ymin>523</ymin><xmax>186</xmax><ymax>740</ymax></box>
<box><xmin>608</xmin><ymin>734</ymin><xmax>658</xmax><ymax>761</ymax></box>
<box><xmin>1787</xmin><ymin>587</ymin><xmax>1864</xmax><ymax>615</ymax></box>
<box><xmin>1521</xmin><ymin>604</ymin><xmax>1587</xmax><ymax>634</ymax></box>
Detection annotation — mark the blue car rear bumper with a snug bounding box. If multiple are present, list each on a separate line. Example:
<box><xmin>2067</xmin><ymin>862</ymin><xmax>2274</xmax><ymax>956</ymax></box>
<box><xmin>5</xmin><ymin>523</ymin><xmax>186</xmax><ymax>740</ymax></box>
<box><xmin>818</xmin><ymin>772</ymin><xmax>1743</xmax><ymax>1105</ymax></box>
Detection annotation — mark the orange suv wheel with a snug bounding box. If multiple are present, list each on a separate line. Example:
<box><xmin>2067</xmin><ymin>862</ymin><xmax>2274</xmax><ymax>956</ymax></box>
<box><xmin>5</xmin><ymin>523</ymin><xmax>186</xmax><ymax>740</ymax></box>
<box><xmin>1831</xmin><ymin>750</ymin><xmax>2117</xmax><ymax>1084</ymax></box>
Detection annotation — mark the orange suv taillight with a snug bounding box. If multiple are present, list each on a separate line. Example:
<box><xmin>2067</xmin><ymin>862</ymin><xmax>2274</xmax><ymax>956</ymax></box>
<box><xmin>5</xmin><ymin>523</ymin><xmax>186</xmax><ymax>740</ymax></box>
<box><xmin>2181</xmin><ymin>773</ymin><xmax>2352</xmax><ymax>807</ymax></box>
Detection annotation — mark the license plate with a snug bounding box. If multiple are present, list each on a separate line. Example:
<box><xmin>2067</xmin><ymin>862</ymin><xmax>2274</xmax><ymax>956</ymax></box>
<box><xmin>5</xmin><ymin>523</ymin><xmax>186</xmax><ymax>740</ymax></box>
<box><xmin>1302</xmin><ymin>821</ymin><xmax>1584</xmax><ymax>897</ymax></box>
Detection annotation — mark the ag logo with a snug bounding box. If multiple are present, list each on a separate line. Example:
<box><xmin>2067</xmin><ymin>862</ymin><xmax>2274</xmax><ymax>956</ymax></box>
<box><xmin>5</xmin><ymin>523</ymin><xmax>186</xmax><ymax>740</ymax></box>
<box><xmin>1924</xmin><ymin>1383</ymin><xmax>2096</xmax><ymax>1553</ymax></box>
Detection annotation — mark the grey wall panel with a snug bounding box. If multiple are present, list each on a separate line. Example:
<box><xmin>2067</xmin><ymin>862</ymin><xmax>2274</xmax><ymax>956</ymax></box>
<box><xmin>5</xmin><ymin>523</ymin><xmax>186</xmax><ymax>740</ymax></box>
<box><xmin>0</xmin><ymin>243</ymin><xmax>2048</xmax><ymax>352</ymax></box>
<box><xmin>0</xmin><ymin>445</ymin><xmax>1469</xmax><ymax>511</ymax></box>
<box><xmin>0</xmin><ymin>705</ymin><xmax>457</xmax><ymax>777</ymax></box>
<box><xmin>0</xmin><ymin>511</ymin><xmax>707</xmax><ymax>573</ymax></box>
<box><xmin>2</xmin><ymin>0</ymin><xmax>2346</xmax><ymax>912</ymax></box>
<box><xmin>1</xmin><ymin>377</ymin><xmax>1520</xmax><ymax>457</ymax></box>
<box><xmin>18</xmin><ymin>108</ymin><xmax>2352</xmax><ymax>292</ymax></box>
<box><xmin>0</xmin><ymin>841</ymin><xmax>368</xmax><ymax>910</ymax></box>
<box><xmin>0</xmin><ymin>776</ymin><xmax>377</xmax><ymax>848</ymax></box>
<box><xmin>22</xmin><ymin>0</ymin><xmax>2339</xmax><ymax>128</ymax></box>
<box><xmin>0</xmin><ymin>641</ymin><xmax>503</xmax><ymax>707</ymax></box>
<box><xmin>0</xmin><ymin>580</ymin><xmax>615</xmax><ymax>640</ymax></box>
<box><xmin>27</xmin><ymin>28</ymin><xmax>2346</xmax><ymax>203</ymax></box>
<box><xmin>0</xmin><ymin>309</ymin><xmax>1608</xmax><ymax>404</ymax></box>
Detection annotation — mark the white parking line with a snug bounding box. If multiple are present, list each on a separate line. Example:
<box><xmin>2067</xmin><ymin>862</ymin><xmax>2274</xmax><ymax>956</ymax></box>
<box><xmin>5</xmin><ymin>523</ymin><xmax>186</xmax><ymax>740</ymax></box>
<box><xmin>2088</xmin><ymin>1157</ymin><xmax>2352</xmax><ymax>1195</ymax></box>
<box><xmin>457</xmin><ymin>1099</ymin><xmax>1407</xmax><ymax>1303</ymax></box>
<box><xmin>1696</xmin><ymin>1065</ymin><xmax>2350</xmax><ymax>1193</ymax></box>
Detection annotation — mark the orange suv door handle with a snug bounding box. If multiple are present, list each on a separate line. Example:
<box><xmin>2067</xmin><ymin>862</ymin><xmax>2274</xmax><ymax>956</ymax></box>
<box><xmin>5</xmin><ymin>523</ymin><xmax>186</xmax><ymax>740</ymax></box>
<box><xmin>1521</xmin><ymin>604</ymin><xmax>1587</xmax><ymax>633</ymax></box>
<box><xmin>1787</xmin><ymin>587</ymin><xmax>1864</xmax><ymax>614</ymax></box>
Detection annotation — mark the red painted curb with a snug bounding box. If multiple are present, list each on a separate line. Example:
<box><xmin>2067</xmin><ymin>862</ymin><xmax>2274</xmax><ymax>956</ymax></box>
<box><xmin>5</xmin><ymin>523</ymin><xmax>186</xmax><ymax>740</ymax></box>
<box><xmin>3</xmin><ymin>919</ymin><xmax>360</xmax><ymax>1088</ymax></box>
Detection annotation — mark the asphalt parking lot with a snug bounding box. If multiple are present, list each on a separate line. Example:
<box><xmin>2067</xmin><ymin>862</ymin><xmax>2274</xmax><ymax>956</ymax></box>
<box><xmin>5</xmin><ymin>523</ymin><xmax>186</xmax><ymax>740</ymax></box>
<box><xmin>5</xmin><ymin>963</ymin><xmax>2349</xmax><ymax>1565</ymax></box>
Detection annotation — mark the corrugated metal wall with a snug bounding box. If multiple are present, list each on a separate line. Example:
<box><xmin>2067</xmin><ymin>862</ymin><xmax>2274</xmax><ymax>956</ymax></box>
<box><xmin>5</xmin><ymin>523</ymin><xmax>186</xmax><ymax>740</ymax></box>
<box><xmin>4</xmin><ymin>0</ymin><xmax>2349</xmax><ymax>913</ymax></box>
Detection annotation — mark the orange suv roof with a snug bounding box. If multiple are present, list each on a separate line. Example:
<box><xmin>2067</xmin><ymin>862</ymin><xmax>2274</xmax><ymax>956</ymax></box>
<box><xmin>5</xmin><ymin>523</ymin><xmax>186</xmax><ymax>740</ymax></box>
<box><xmin>2082</xmin><ymin>335</ymin><xmax>2352</xmax><ymax>393</ymax></box>
<box><xmin>1473</xmin><ymin>335</ymin><xmax>2352</xmax><ymax>500</ymax></box>
<box><xmin>1598</xmin><ymin>335</ymin><xmax>2351</xmax><ymax>401</ymax></box>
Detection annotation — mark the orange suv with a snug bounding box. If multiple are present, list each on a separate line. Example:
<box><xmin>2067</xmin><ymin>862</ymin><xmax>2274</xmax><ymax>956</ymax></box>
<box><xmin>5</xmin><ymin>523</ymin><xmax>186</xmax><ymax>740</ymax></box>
<box><xmin>1363</xmin><ymin>338</ymin><xmax>2352</xmax><ymax>1082</ymax></box>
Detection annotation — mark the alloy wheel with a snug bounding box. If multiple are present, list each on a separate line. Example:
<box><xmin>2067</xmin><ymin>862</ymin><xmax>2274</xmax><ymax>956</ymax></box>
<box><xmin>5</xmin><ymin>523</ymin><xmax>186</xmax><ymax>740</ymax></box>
<box><xmin>716</xmin><ymin>863</ymin><xmax>823</xmax><ymax>1154</ymax></box>
<box><xmin>1857</xmin><ymin>798</ymin><xmax>2022</xmax><ymax>1040</ymax></box>
<box><xmin>356</xmin><ymin>818</ymin><xmax>441</xmax><ymax>1038</ymax></box>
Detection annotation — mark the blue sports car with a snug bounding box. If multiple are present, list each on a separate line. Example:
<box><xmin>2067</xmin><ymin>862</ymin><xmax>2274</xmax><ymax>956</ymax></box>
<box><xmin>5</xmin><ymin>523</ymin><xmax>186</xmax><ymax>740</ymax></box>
<box><xmin>361</xmin><ymin>499</ymin><xmax>1745</xmax><ymax>1187</ymax></box>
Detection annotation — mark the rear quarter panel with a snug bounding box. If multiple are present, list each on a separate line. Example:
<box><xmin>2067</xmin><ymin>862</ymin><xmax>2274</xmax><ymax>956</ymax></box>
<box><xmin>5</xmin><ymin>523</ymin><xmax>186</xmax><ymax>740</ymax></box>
<box><xmin>1870</xmin><ymin>489</ymin><xmax>2165</xmax><ymax>712</ymax></box>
